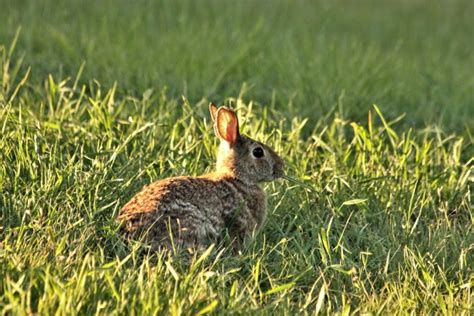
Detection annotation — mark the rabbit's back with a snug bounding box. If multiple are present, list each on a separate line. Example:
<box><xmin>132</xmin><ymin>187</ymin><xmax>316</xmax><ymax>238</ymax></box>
<box><xmin>119</xmin><ymin>174</ymin><xmax>266</xmax><ymax>249</ymax></box>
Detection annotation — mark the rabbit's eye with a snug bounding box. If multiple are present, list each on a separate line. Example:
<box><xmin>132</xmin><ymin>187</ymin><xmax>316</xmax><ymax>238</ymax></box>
<box><xmin>252</xmin><ymin>147</ymin><xmax>264</xmax><ymax>158</ymax></box>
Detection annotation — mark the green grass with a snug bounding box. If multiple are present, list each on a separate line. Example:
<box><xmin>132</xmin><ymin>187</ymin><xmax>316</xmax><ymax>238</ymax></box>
<box><xmin>1</xmin><ymin>0</ymin><xmax>473</xmax><ymax>314</ymax></box>
<box><xmin>1</xmin><ymin>0</ymin><xmax>474</xmax><ymax>131</ymax></box>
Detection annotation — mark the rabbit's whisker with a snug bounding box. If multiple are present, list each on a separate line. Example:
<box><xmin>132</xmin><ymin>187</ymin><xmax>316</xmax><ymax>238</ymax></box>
<box><xmin>281</xmin><ymin>175</ymin><xmax>318</xmax><ymax>193</ymax></box>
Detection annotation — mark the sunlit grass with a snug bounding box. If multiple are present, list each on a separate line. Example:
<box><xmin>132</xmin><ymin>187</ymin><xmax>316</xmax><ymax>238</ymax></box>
<box><xmin>1</xmin><ymin>35</ymin><xmax>473</xmax><ymax>314</ymax></box>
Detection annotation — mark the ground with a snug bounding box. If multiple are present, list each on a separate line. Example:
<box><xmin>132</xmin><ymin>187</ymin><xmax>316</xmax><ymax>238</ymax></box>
<box><xmin>0</xmin><ymin>0</ymin><xmax>473</xmax><ymax>314</ymax></box>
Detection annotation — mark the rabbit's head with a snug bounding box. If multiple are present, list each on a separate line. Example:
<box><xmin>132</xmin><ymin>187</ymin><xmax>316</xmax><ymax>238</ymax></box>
<box><xmin>209</xmin><ymin>103</ymin><xmax>285</xmax><ymax>184</ymax></box>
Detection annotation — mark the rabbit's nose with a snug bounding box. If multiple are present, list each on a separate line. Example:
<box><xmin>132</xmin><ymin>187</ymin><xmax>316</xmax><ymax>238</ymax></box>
<box><xmin>276</xmin><ymin>158</ymin><xmax>285</xmax><ymax>169</ymax></box>
<box><xmin>273</xmin><ymin>168</ymin><xmax>285</xmax><ymax>178</ymax></box>
<box><xmin>273</xmin><ymin>161</ymin><xmax>285</xmax><ymax>178</ymax></box>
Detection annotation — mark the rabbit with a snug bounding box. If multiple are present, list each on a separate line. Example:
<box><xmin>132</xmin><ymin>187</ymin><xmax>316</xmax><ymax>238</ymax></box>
<box><xmin>118</xmin><ymin>103</ymin><xmax>285</xmax><ymax>251</ymax></box>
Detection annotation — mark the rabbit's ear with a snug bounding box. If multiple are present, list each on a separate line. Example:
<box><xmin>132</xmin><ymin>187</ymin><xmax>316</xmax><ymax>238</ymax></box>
<box><xmin>209</xmin><ymin>102</ymin><xmax>218</xmax><ymax>122</ymax></box>
<box><xmin>216</xmin><ymin>108</ymin><xmax>239</xmax><ymax>144</ymax></box>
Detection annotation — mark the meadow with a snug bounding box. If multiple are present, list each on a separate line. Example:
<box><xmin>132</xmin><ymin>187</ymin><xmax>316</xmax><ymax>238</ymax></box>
<box><xmin>0</xmin><ymin>0</ymin><xmax>473</xmax><ymax>314</ymax></box>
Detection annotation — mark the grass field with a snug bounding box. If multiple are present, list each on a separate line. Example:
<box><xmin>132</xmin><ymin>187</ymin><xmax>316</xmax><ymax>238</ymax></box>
<box><xmin>1</xmin><ymin>0</ymin><xmax>473</xmax><ymax>314</ymax></box>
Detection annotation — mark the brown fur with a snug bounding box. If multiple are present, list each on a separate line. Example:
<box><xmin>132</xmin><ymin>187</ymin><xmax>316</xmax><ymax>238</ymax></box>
<box><xmin>118</xmin><ymin>104</ymin><xmax>284</xmax><ymax>251</ymax></box>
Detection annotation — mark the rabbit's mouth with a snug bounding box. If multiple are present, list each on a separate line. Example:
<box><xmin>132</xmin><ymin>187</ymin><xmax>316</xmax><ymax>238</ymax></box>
<box><xmin>272</xmin><ymin>167</ymin><xmax>285</xmax><ymax>179</ymax></box>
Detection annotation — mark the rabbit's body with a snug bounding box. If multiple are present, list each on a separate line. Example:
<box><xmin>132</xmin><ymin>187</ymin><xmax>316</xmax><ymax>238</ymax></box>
<box><xmin>119</xmin><ymin>104</ymin><xmax>284</xmax><ymax>251</ymax></box>
<box><xmin>119</xmin><ymin>173</ymin><xmax>266</xmax><ymax>249</ymax></box>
